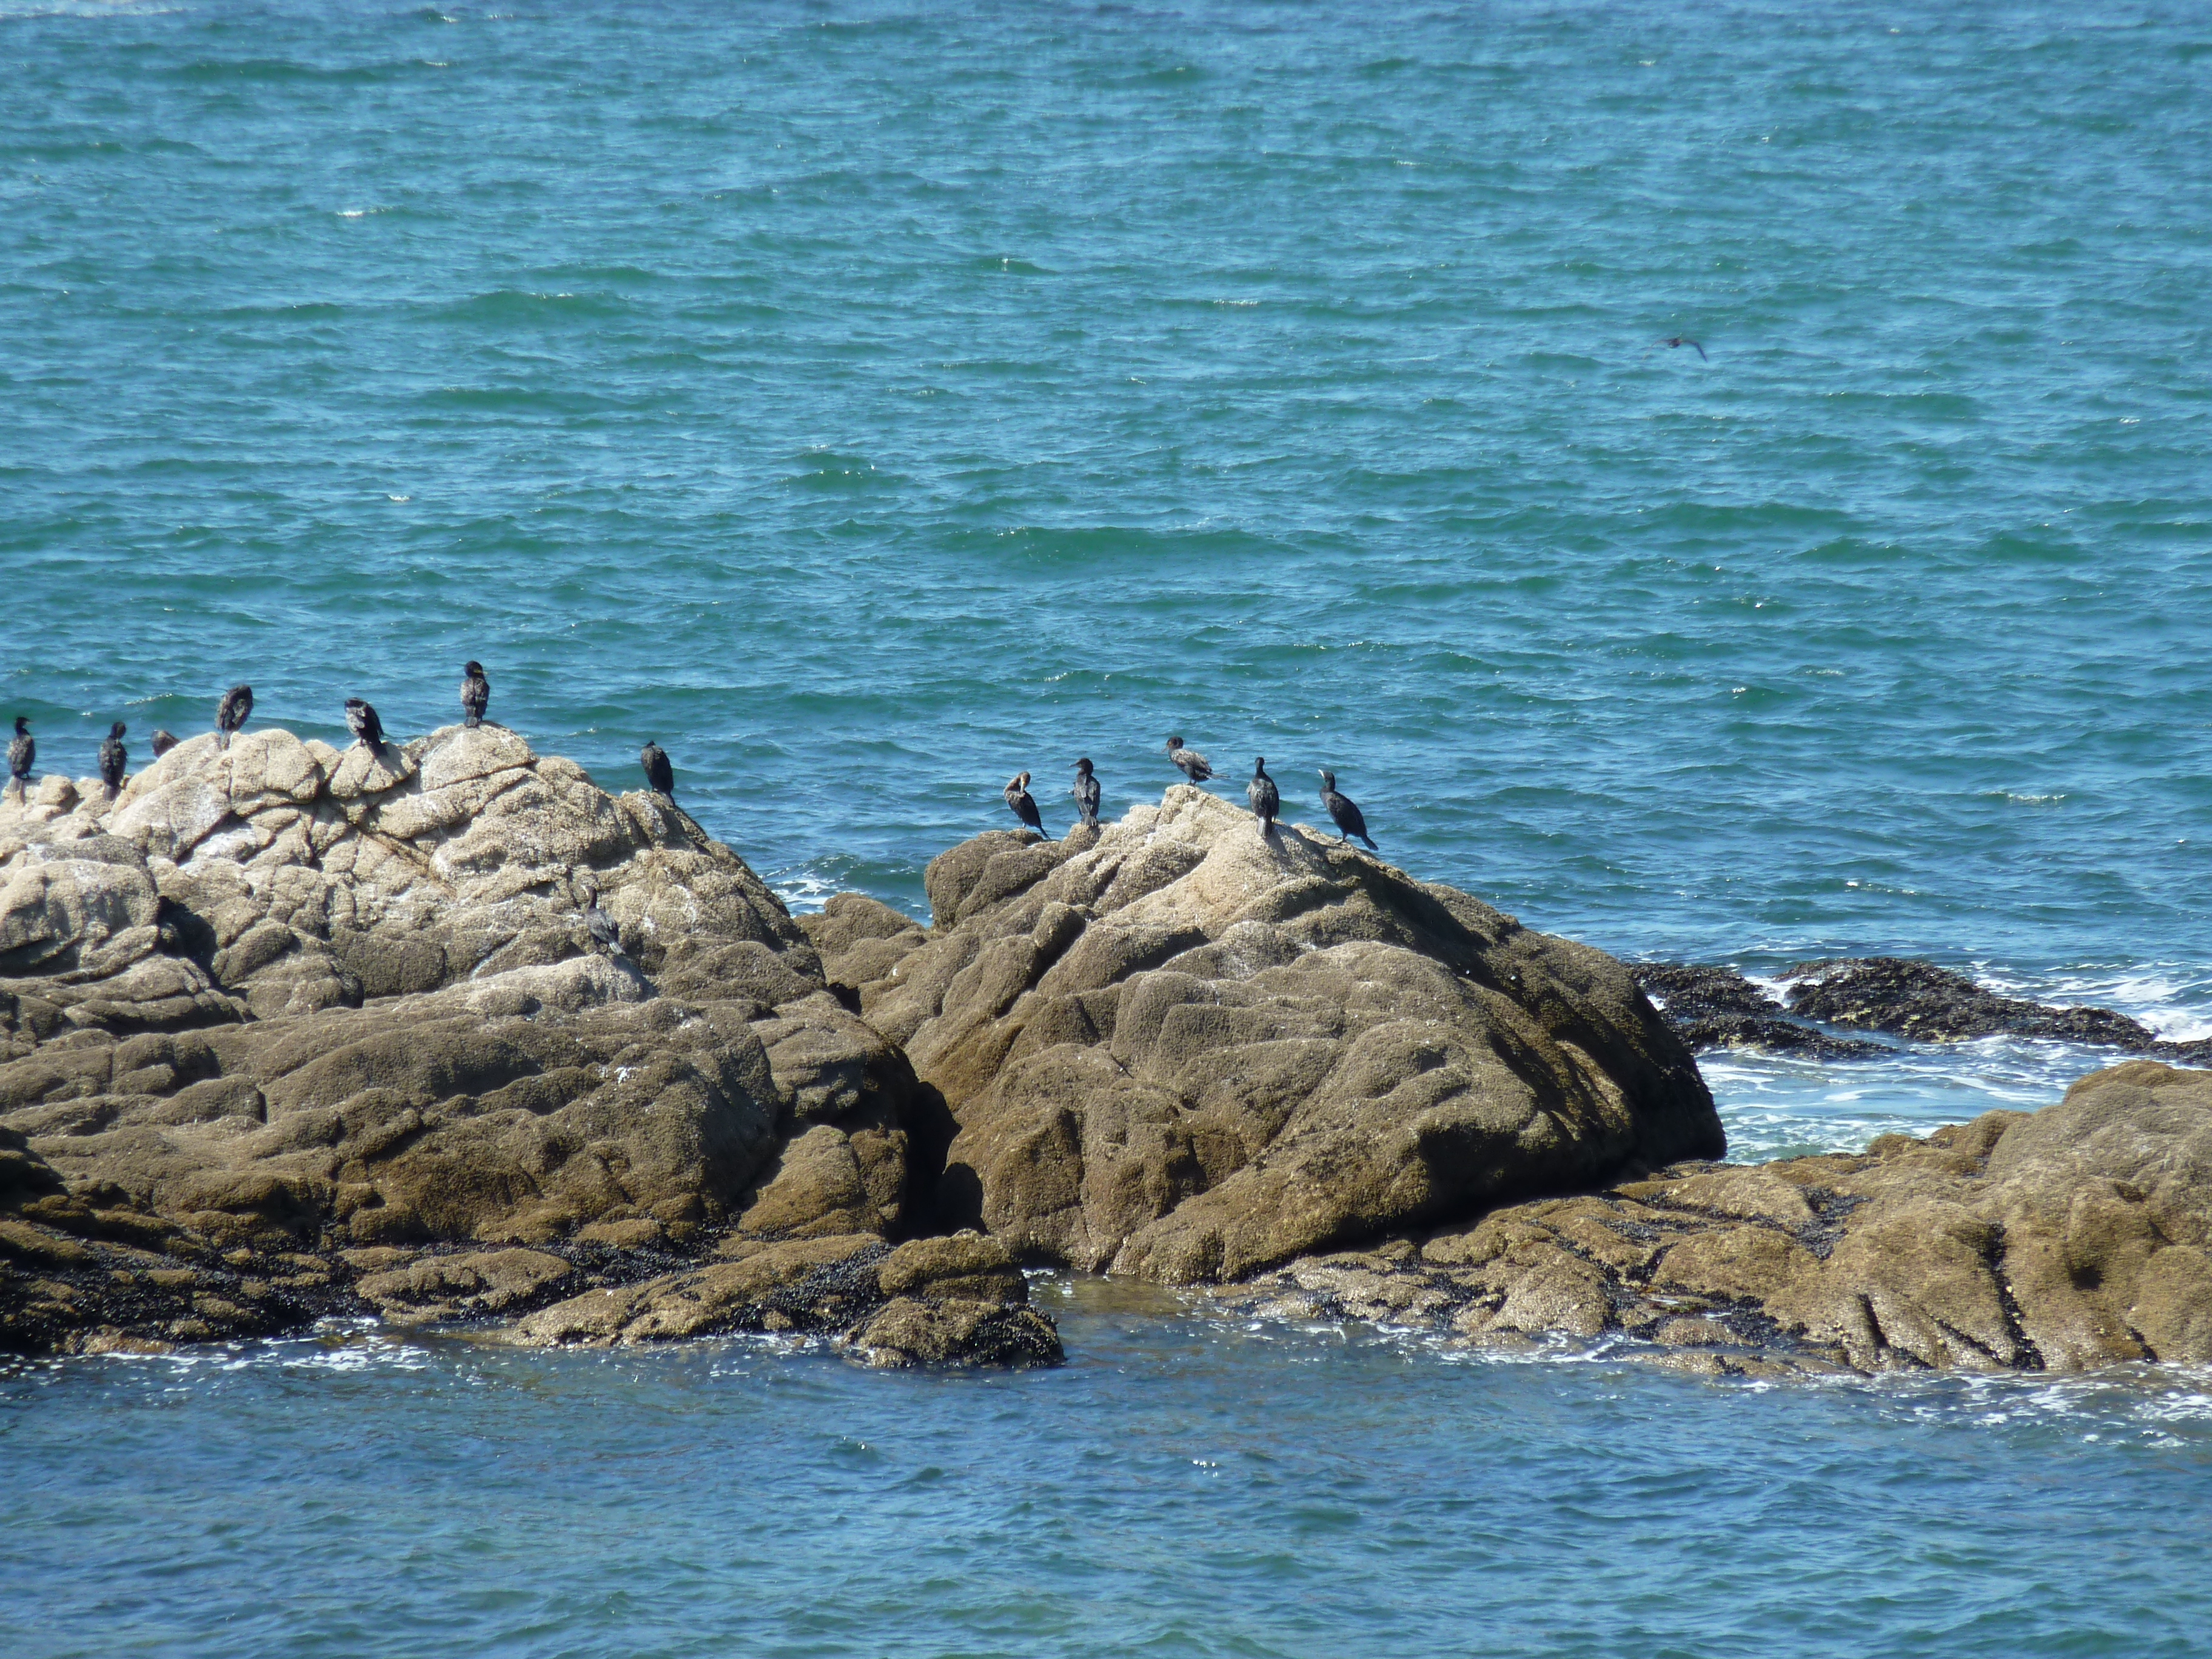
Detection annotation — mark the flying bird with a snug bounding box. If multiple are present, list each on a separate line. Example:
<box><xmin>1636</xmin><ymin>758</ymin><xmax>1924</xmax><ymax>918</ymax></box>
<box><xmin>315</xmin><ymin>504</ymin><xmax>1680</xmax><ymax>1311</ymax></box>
<box><xmin>1004</xmin><ymin>770</ymin><xmax>1044</xmax><ymax>834</ymax></box>
<box><xmin>1660</xmin><ymin>336</ymin><xmax>1708</xmax><ymax>360</ymax></box>
<box><xmin>215</xmin><ymin>685</ymin><xmax>253</xmax><ymax>749</ymax></box>
<box><xmin>8</xmin><ymin>717</ymin><xmax>32</xmax><ymax>793</ymax></box>
<box><xmin>1165</xmin><ymin>735</ymin><xmax>1213</xmax><ymax>784</ymax></box>
<box><xmin>460</xmin><ymin>661</ymin><xmax>491</xmax><ymax>728</ymax></box>
<box><xmin>640</xmin><ymin>742</ymin><xmax>674</xmax><ymax>799</ymax></box>
<box><xmin>344</xmin><ymin>697</ymin><xmax>386</xmax><ymax>754</ymax></box>
<box><xmin>1247</xmin><ymin>756</ymin><xmax>1279</xmax><ymax>833</ymax></box>
<box><xmin>98</xmin><ymin>723</ymin><xmax>127</xmax><ymax>791</ymax></box>
<box><xmin>1070</xmin><ymin>758</ymin><xmax>1101</xmax><ymax>830</ymax></box>
<box><xmin>150</xmin><ymin>729</ymin><xmax>179</xmax><ymax>758</ymax></box>
<box><xmin>1318</xmin><ymin>769</ymin><xmax>1377</xmax><ymax>850</ymax></box>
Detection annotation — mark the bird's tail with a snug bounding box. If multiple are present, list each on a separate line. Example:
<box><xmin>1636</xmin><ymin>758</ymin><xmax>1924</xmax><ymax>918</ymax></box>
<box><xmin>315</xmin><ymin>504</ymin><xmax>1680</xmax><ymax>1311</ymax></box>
<box><xmin>1361</xmin><ymin>833</ymin><xmax>1378</xmax><ymax>851</ymax></box>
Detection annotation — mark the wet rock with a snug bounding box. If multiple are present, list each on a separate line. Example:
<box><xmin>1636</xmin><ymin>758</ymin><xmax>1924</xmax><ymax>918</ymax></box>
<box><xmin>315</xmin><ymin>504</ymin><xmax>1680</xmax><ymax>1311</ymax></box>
<box><xmin>1229</xmin><ymin>1060</ymin><xmax>2212</xmax><ymax>1377</ymax></box>
<box><xmin>827</xmin><ymin>788</ymin><xmax>1720</xmax><ymax>1283</ymax></box>
<box><xmin>508</xmin><ymin>1227</ymin><xmax>1059</xmax><ymax>1366</ymax></box>
<box><xmin>1782</xmin><ymin>957</ymin><xmax>2210</xmax><ymax>1061</ymax></box>
<box><xmin>1631</xmin><ymin>964</ymin><xmax>1884</xmax><ymax>1059</ymax></box>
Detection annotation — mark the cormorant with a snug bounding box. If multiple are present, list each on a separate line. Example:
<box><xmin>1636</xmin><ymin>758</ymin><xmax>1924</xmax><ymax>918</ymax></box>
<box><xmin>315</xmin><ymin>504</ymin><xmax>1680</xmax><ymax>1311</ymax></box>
<box><xmin>1004</xmin><ymin>770</ymin><xmax>1044</xmax><ymax>834</ymax></box>
<box><xmin>1660</xmin><ymin>336</ymin><xmax>1708</xmax><ymax>360</ymax></box>
<box><xmin>1165</xmin><ymin>735</ymin><xmax>1213</xmax><ymax>784</ymax></box>
<box><xmin>460</xmin><ymin>661</ymin><xmax>490</xmax><ymax>728</ymax></box>
<box><xmin>98</xmin><ymin>723</ymin><xmax>127</xmax><ymax>791</ymax></box>
<box><xmin>579</xmin><ymin>877</ymin><xmax>624</xmax><ymax>959</ymax></box>
<box><xmin>1070</xmin><ymin>758</ymin><xmax>1101</xmax><ymax>830</ymax></box>
<box><xmin>1247</xmin><ymin>756</ymin><xmax>1279</xmax><ymax>833</ymax></box>
<box><xmin>640</xmin><ymin>742</ymin><xmax>674</xmax><ymax>798</ymax></box>
<box><xmin>1318</xmin><ymin>769</ymin><xmax>1377</xmax><ymax>849</ymax></box>
<box><xmin>344</xmin><ymin>697</ymin><xmax>386</xmax><ymax>754</ymax></box>
<box><xmin>216</xmin><ymin>685</ymin><xmax>252</xmax><ymax>749</ymax></box>
<box><xmin>8</xmin><ymin>717</ymin><xmax>32</xmax><ymax>793</ymax></box>
<box><xmin>150</xmin><ymin>729</ymin><xmax>179</xmax><ymax>758</ymax></box>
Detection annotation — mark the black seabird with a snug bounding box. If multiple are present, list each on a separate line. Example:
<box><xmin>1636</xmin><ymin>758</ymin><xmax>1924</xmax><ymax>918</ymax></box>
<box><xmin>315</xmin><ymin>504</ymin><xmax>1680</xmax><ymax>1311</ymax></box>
<box><xmin>150</xmin><ymin>729</ymin><xmax>179</xmax><ymax>758</ymax></box>
<box><xmin>1005</xmin><ymin>770</ymin><xmax>1044</xmax><ymax>834</ymax></box>
<box><xmin>1247</xmin><ymin>756</ymin><xmax>1279</xmax><ymax>833</ymax></box>
<box><xmin>215</xmin><ymin>684</ymin><xmax>252</xmax><ymax>749</ymax></box>
<box><xmin>344</xmin><ymin>697</ymin><xmax>386</xmax><ymax>754</ymax></box>
<box><xmin>579</xmin><ymin>877</ymin><xmax>624</xmax><ymax>959</ymax></box>
<box><xmin>640</xmin><ymin>742</ymin><xmax>674</xmax><ymax>798</ymax></box>
<box><xmin>8</xmin><ymin>717</ymin><xmax>32</xmax><ymax>792</ymax></box>
<box><xmin>1070</xmin><ymin>758</ymin><xmax>1101</xmax><ymax>830</ymax></box>
<box><xmin>98</xmin><ymin>722</ymin><xmax>127</xmax><ymax>791</ymax></box>
<box><xmin>1660</xmin><ymin>336</ymin><xmax>1708</xmax><ymax>360</ymax></box>
<box><xmin>460</xmin><ymin>661</ymin><xmax>491</xmax><ymax>728</ymax></box>
<box><xmin>1165</xmin><ymin>735</ymin><xmax>1213</xmax><ymax>784</ymax></box>
<box><xmin>1318</xmin><ymin>769</ymin><xmax>1377</xmax><ymax>849</ymax></box>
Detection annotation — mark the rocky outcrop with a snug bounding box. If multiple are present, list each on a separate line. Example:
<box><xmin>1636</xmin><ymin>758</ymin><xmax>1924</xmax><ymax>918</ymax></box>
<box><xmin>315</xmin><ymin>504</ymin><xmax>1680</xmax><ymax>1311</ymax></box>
<box><xmin>0</xmin><ymin>728</ymin><xmax>1043</xmax><ymax>1364</ymax></box>
<box><xmin>804</xmin><ymin>788</ymin><xmax>1720</xmax><ymax>1284</ymax></box>
<box><xmin>1231</xmin><ymin>1060</ymin><xmax>2212</xmax><ymax>1376</ymax></box>
<box><xmin>1635</xmin><ymin>957</ymin><xmax>2212</xmax><ymax>1063</ymax></box>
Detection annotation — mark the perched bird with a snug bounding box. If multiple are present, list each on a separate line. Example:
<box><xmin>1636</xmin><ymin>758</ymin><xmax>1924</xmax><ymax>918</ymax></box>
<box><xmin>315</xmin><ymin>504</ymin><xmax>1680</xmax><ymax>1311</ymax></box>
<box><xmin>640</xmin><ymin>742</ymin><xmax>674</xmax><ymax>799</ymax></box>
<box><xmin>1318</xmin><ymin>769</ymin><xmax>1377</xmax><ymax>850</ymax></box>
<box><xmin>579</xmin><ymin>877</ymin><xmax>624</xmax><ymax>959</ymax></box>
<box><xmin>1070</xmin><ymin>758</ymin><xmax>1101</xmax><ymax>830</ymax></box>
<box><xmin>1247</xmin><ymin>756</ymin><xmax>1279</xmax><ymax>833</ymax></box>
<box><xmin>8</xmin><ymin>717</ymin><xmax>32</xmax><ymax>792</ymax></box>
<box><xmin>215</xmin><ymin>684</ymin><xmax>252</xmax><ymax>749</ymax></box>
<box><xmin>1165</xmin><ymin>734</ymin><xmax>1213</xmax><ymax>784</ymax></box>
<box><xmin>344</xmin><ymin>697</ymin><xmax>386</xmax><ymax>754</ymax></box>
<box><xmin>150</xmin><ymin>729</ymin><xmax>179</xmax><ymax>758</ymax></box>
<box><xmin>460</xmin><ymin>661</ymin><xmax>491</xmax><ymax>728</ymax></box>
<box><xmin>1004</xmin><ymin>770</ymin><xmax>1044</xmax><ymax>834</ymax></box>
<box><xmin>1660</xmin><ymin>335</ymin><xmax>1708</xmax><ymax>360</ymax></box>
<box><xmin>98</xmin><ymin>722</ymin><xmax>127</xmax><ymax>791</ymax></box>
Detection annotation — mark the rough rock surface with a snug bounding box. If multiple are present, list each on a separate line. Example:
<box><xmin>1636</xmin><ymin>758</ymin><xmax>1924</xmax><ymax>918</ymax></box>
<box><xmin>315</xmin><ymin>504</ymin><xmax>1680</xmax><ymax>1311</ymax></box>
<box><xmin>1636</xmin><ymin>957</ymin><xmax>2212</xmax><ymax>1064</ymax></box>
<box><xmin>0</xmin><ymin>728</ymin><xmax>1039</xmax><ymax>1364</ymax></box>
<box><xmin>805</xmin><ymin>788</ymin><xmax>1720</xmax><ymax>1283</ymax></box>
<box><xmin>1229</xmin><ymin>1061</ymin><xmax>2212</xmax><ymax>1376</ymax></box>
<box><xmin>1631</xmin><ymin>964</ymin><xmax>1882</xmax><ymax>1059</ymax></box>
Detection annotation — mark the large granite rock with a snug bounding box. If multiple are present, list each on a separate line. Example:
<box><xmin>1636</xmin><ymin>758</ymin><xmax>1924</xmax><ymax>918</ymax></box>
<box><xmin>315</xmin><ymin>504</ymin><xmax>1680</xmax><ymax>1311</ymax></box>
<box><xmin>1234</xmin><ymin>1060</ymin><xmax>2212</xmax><ymax>1376</ymax></box>
<box><xmin>0</xmin><ymin>728</ymin><xmax>1039</xmax><ymax>1363</ymax></box>
<box><xmin>804</xmin><ymin>788</ymin><xmax>1719</xmax><ymax>1283</ymax></box>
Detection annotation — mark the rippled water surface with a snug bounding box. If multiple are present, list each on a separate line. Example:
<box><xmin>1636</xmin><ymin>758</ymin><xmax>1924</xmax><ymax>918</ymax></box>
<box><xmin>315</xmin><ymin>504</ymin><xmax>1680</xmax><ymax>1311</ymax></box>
<box><xmin>5</xmin><ymin>1</ymin><xmax>2210</xmax><ymax>1649</ymax></box>
<box><xmin>7</xmin><ymin>1286</ymin><xmax>2212</xmax><ymax>1659</ymax></box>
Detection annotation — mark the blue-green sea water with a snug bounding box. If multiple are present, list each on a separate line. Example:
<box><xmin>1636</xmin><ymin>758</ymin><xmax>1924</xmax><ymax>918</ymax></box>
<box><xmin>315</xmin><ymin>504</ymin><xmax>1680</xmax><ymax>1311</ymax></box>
<box><xmin>4</xmin><ymin>3</ymin><xmax>2211</xmax><ymax>1652</ymax></box>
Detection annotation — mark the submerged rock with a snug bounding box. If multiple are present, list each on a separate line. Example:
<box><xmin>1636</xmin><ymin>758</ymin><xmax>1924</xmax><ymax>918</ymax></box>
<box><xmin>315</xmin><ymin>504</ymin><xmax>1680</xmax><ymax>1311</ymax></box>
<box><xmin>1232</xmin><ymin>1060</ymin><xmax>2212</xmax><ymax>1376</ymax></box>
<box><xmin>0</xmin><ymin>728</ymin><xmax>1039</xmax><ymax>1366</ymax></box>
<box><xmin>805</xmin><ymin>788</ymin><xmax>1720</xmax><ymax>1283</ymax></box>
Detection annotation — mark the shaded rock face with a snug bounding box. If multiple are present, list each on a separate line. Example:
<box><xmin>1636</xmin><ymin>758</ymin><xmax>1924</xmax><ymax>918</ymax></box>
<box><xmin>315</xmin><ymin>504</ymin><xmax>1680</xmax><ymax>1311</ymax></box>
<box><xmin>0</xmin><ymin>727</ymin><xmax>1027</xmax><ymax>1361</ymax></box>
<box><xmin>1233</xmin><ymin>1061</ymin><xmax>2212</xmax><ymax>1377</ymax></box>
<box><xmin>805</xmin><ymin>789</ymin><xmax>1720</xmax><ymax>1284</ymax></box>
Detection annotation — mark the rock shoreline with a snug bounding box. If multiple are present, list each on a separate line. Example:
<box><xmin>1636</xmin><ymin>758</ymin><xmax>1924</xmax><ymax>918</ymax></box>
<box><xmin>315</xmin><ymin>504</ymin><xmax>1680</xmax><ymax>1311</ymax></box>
<box><xmin>1634</xmin><ymin>958</ymin><xmax>2212</xmax><ymax>1065</ymax></box>
<box><xmin>6</xmin><ymin>732</ymin><xmax>2208</xmax><ymax>1379</ymax></box>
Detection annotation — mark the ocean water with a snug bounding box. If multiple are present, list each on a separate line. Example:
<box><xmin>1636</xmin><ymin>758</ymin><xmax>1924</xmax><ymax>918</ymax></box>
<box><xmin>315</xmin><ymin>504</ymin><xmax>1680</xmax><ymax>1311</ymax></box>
<box><xmin>4</xmin><ymin>2</ymin><xmax>2211</xmax><ymax>1650</ymax></box>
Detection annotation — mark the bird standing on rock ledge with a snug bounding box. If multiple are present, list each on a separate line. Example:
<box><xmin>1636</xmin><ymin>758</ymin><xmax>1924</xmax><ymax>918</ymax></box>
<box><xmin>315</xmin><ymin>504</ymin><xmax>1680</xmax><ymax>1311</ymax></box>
<box><xmin>1247</xmin><ymin>757</ymin><xmax>1279</xmax><ymax>834</ymax></box>
<box><xmin>215</xmin><ymin>685</ymin><xmax>252</xmax><ymax>749</ymax></box>
<box><xmin>460</xmin><ymin>662</ymin><xmax>491</xmax><ymax>728</ymax></box>
<box><xmin>1165</xmin><ymin>735</ymin><xmax>1212</xmax><ymax>784</ymax></box>
<box><xmin>344</xmin><ymin>697</ymin><xmax>386</xmax><ymax>755</ymax></box>
<box><xmin>98</xmin><ymin>723</ymin><xmax>127</xmax><ymax>791</ymax></box>
<box><xmin>8</xmin><ymin>717</ymin><xmax>32</xmax><ymax>795</ymax></box>
<box><xmin>1319</xmin><ymin>769</ymin><xmax>1377</xmax><ymax>850</ymax></box>
<box><xmin>1004</xmin><ymin>770</ymin><xmax>1044</xmax><ymax>834</ymax></box>
<box><xmin>1070</xmin><ymin>758</ymin><xmax>1101</xmax><ymax>830</ymax></box>
<box><xmin>640</xmin><ymin>742</ymin><xmax>674</xmax><ymax>799</ymax></box>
